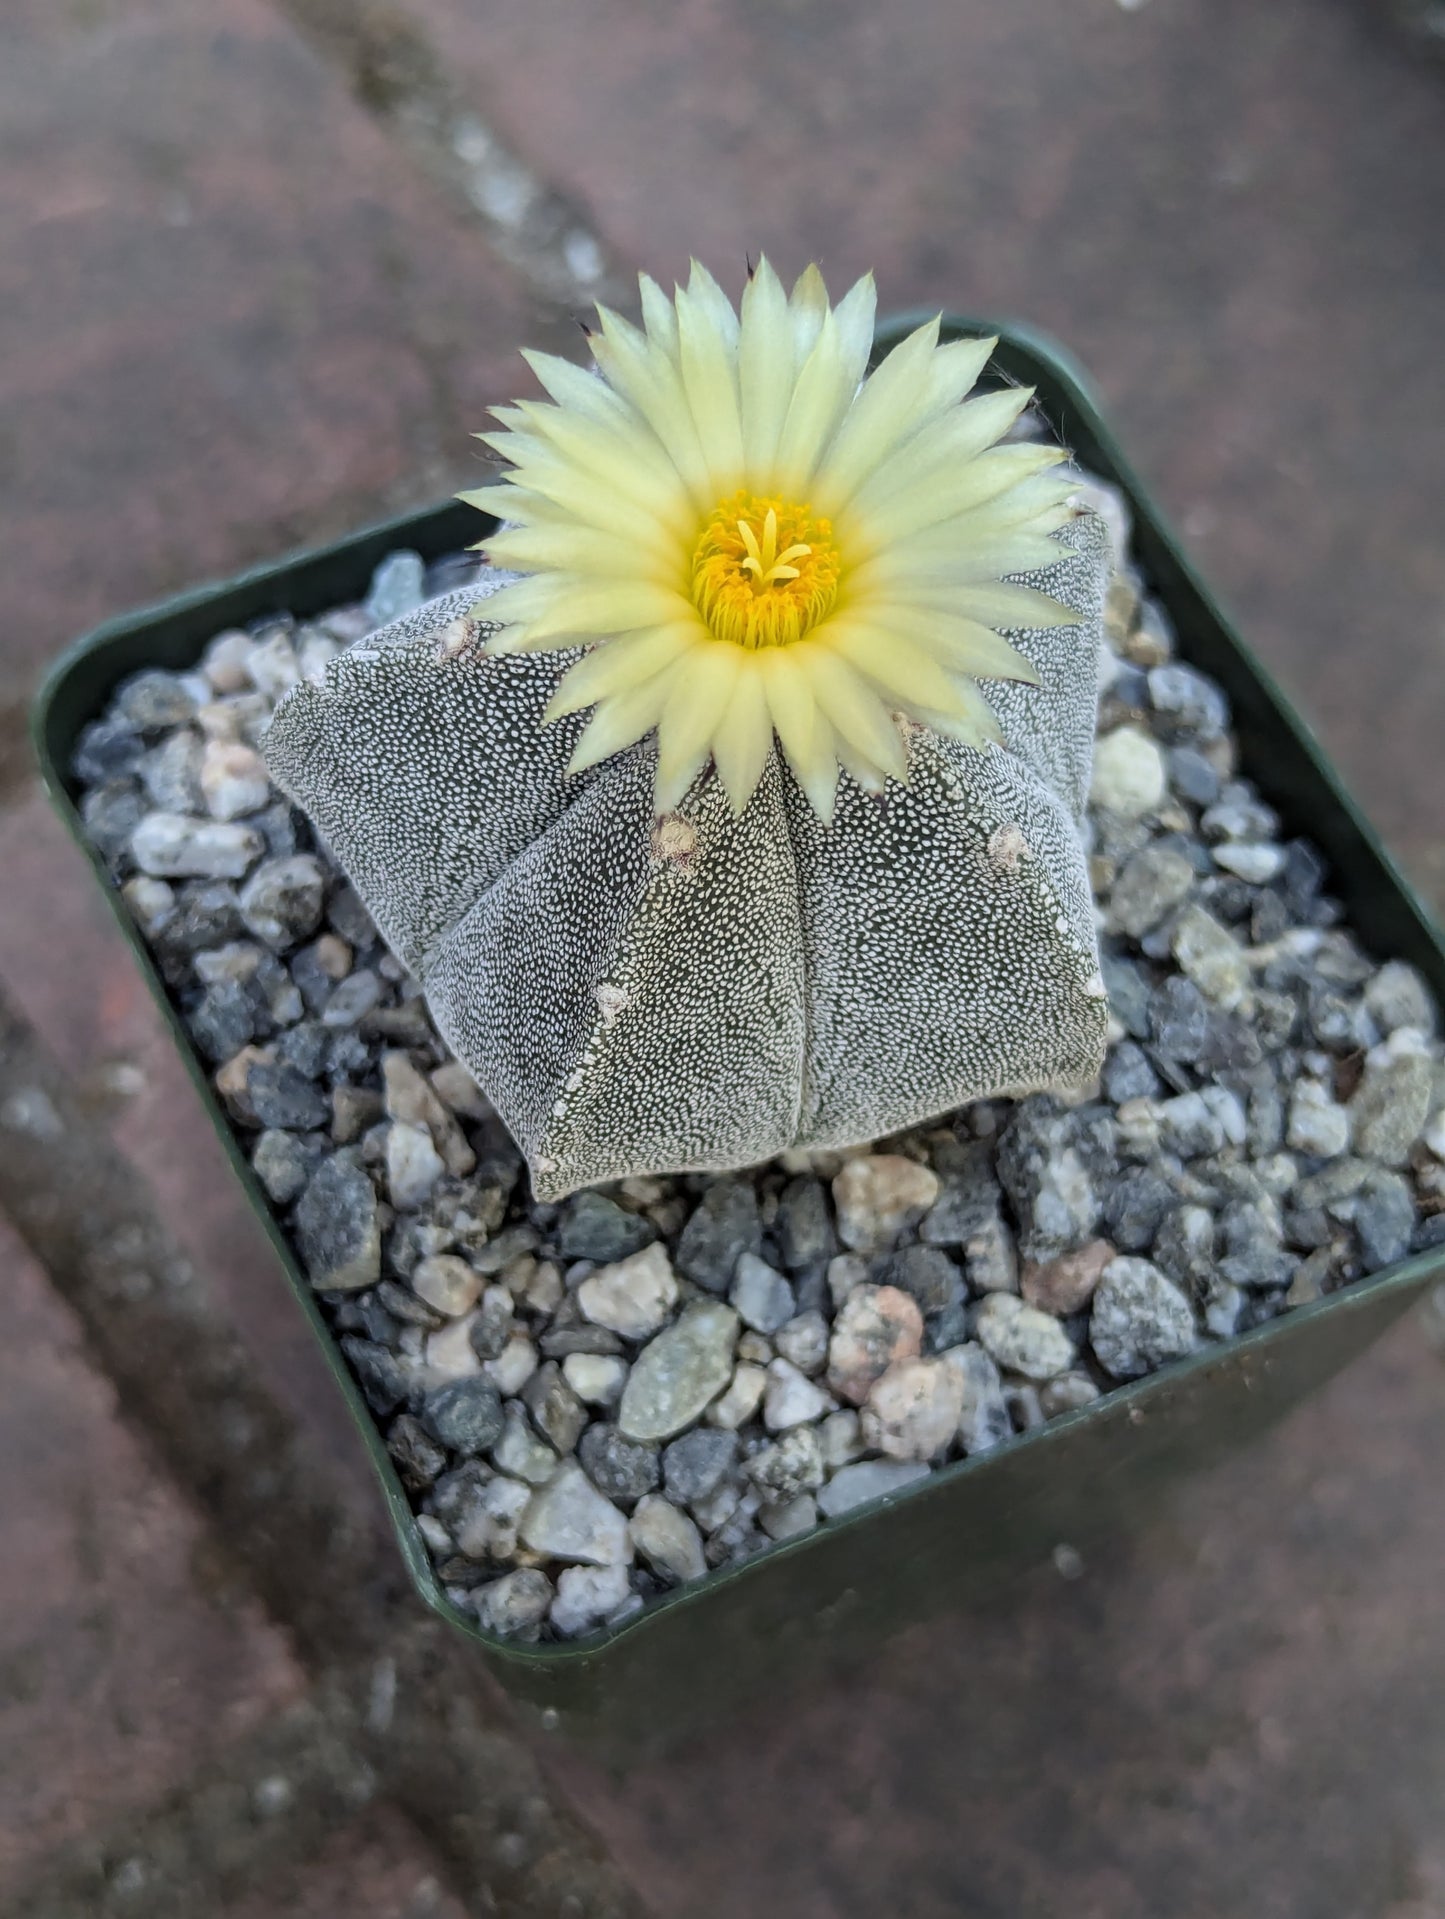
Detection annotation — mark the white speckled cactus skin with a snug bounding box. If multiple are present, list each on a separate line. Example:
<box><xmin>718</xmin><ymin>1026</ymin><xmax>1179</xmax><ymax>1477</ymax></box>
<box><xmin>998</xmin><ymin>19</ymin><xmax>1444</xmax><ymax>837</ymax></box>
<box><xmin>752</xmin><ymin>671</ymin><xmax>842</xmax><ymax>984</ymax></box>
<box><xmin>263</xmin><ymin>513</ymin><xmax>1110</xmax><ymax>1199</ymax></box>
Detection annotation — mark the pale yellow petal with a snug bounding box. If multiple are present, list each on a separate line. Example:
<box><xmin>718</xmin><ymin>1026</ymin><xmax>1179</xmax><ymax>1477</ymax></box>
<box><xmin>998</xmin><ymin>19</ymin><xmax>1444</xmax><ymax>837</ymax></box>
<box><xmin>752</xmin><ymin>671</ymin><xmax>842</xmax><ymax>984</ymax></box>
<box><xmin>795</xmin><ymin>644</ymin><xmax>907</xmax><ymax>783</ymax></box>
<box><xmin>825</xmin><ymin>620</ymin><xmax>976</xmax><ymax>716</ymax></box>
<box><xmin>738</xmin><ymin>258</ymin><xmax>794</xmax><ymax>477</ymax></box>
<box><xmin>591</xmin><ymin>306</ymin><xmax>713</xmax><ymax>507</ymax></box>
<box><xmin>856</xmin><ymin>605</ymin><xmax>1041</xmax><ymax>685</ymax></box>
<box><xmin>653</xmin><ymin>642</ymin><xmax>742</xmax><ymax>812</ymax></box>
<box><xmin>522</xmin><ymin>579</ymin><xmax>695</xmax><ymax>643</ymax></box>
<box><xmin>485</xmin><ymin>523</ymin><xmax>680</xmax><ymax>581</ymax></box>
<box><xmin>543</xmin><ymin>624</ymin><xmax>700</xmax><ymax>719</ymax></box>
<box><xmin>789</xmin><ymin>263</ymin><xmax>829</xmax><ymax>364</ymax></box>
<box><xmin>567</xmin><ymin>663</ymin><xmax>683</xmax><ymax>774</ymax></box>
<box><xmin>520</xmin><ymin>349</ymin><xmax>628</xmax><ymax>425</ymax></box>
<box><xmin>813</xmin><ymin>317</ymin><xmax>944</xmax><ymax>510</ymax></box>
<box><xmin>709</xmin><ymin>665</ymin><xmax>774</xmax><ymax>812</ymax></box>
<box><xmin>675</xmin><ymin>276</ymin><xmax>745</xmax><ymax>488</ymax></box>
<box><xmin>849</xmin><ymin>531</ymin><xmax>1069</xmax><ymax>593</ymax></box>
<box><xmin>638</xmin><ymin>272</ymin><xmax>680</xmax><ymax>360</ymax></box>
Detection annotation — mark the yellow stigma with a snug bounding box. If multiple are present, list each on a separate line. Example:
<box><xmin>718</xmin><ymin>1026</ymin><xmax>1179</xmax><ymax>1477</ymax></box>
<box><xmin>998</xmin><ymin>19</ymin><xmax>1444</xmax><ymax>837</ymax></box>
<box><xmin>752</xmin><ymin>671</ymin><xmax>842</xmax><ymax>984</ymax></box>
<box><xmin>691</xmin><ymin>490</ymin><xmax>841</xmax><ymax>650</ymax></box>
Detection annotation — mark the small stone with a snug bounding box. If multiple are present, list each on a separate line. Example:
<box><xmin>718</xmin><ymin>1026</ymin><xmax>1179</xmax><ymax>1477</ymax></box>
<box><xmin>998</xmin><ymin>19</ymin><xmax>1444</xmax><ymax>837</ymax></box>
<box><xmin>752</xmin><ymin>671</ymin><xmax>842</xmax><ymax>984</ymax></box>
<box><xmin>425</xmin><ymin>1315</ymin><xmax>484</xmax><ymax>1384</ymax></box>
<box><xmin>238</xmin><ymin>854</ymin><xmax>326</xmax><ymax>950</ymax></box>
<box><xmin>618</xmin><ymin>1303</ymin><xmax>739</xmax><ymax>1441</ymax></box>
<box><xmin>201</xmin><ymin>739</ymin><xmax>271</xmax><ymax>820</ymax></box>
<box><xmin>763</xmin><ymin>1358</ymin><xmax>833</xmax><ymax>1431</ymax></box>
<box><xmin>962</xmin><ymin>1212</ymin><xmax>1019</xmax><ymax>1295</ymax></box>
<box><xmin>387</xmin><ymin>1121</ymin><xmax>445</xmax><ymax>1210</ymax></box>
<box><xmin>746</xmin><ymin>1427</ymin><xmax>825</xmax><ymax>1501</ymax></box>
<box><xmin>1158</xmin><ymin>1090</ymin><xmax>1227</xmax><ymax>1159</ymax></box>
<box><xmin>476</xmin><ymin>1569</ymin><xmax>553</xmax><ymax>1638</ymax></box>
<box><xmin>1153</xmin><ymin>1205</ymin><xmax>1216</xmax><ymax>1293</ymax></box>
<box><xmin>1147</xmin><ymin>663</ymin><xmax>1229</xmax><ymax>740</ymax></box>
<box><xmin>251</xmin><ymin>1129</ymin><xmax>319</xmax><ymax>1205</ymax></box>
<box><xmin>422</xmin><ymin>1377</ymin><xmax>504</xmax><ymax>1456</ymax></box>
<box><xmin>817</xmin><ymin>1460</ymin><xmax>931</xmax><ymax>1519</ymax></box>
<box><xmin>412</xmin><ymin>1255</ymin><xmax>482</xmax><ymax>1318</ymax></box>
<box><xmin>246</xmin><ymin>631</ymin><xmax>301</xmax><ymax>700</ymax></box>
<box><xmin>521</xmin><ymin>1460</ymin><xmax>631</xmax><ymax>1566</ymax></box>
<box><xmin>1021</xmin><ymin>1238</ymin><xmax>1115</xmax><ymax>1316</ymax></box>
<box><xmin>827</xmin><ymin>1285</ymin><xmax>924</xmax><ymax>1405</ymax></box>
<box><xmin>139</xmin><ymin>731</ymin><xmax>204</xmax><ymax>812</ymax></box>
<box><xmin>189</xmin><ymin>981</ymin><xmax>255</xmax><ymax>1063</ymax></box>
<box><xmin>484</xmin><ymin>1335</ymin><xmax>539</xmax><ymax>1398</ymax></box>
<box><xmin>675</xmin><ymin>1181</ymin><xmax>762</xmax><ymax>1292</ymax></box>
<box><xmin>246</xmin><ymin>1059</ymin><xmax>329</xmax><ymax>1132</ymax></box>
<box><xmin>1217</xmin><ymin>1200</ymin><xmax>1295</xmax><ymax>1291</ymax></box>
<box><xmin>430</xmin><ymin>1061</ymin><xmax>491</xmax><ymax>1120</ymax></box>
<box><xmin>521</xmin><ymin>1361</ymin><xmax>588</xmax><ymax>1454</ymax></box>
<box><xmin>1363</xmin><ymin>961</ymin><xmax>1436</xmax><ymax>1037</ymax></box>
<box><xmin>997</xmin><ymin>1107</ymin><xmax>1100</xmax><ymax>1262</ymax></box>
<box><xmin>730</xmin><ymin>1252</ymin><xmax>796</xmax><ymax>1334</ymax></box>
<box><xmin>381</xmin><ymin>1051</ymin><xmax>474</xmax><ymax>1177</ymax></box>
<box><xmin>773</xmin><ymin>1310</ymin><xmax>829</xmax><ymax>1376</ymax></box>
<box><xmin>704</xmin><ymin>1363</ymin><xmax>768</xmax><ymax>1431</ymax></box>
<box><xmin>1090</xmin><ymin>1257</ymin><xmax>1198</xmax><ymax>1379</ymax></box>
<box><xmin>562</xmin><ymin>1353</ymin><xmax>628</xmax><ymax>1406</ymax></box>
<box><xmin>1149</xmin><ymin>976</ymin><xmax>1211</xmax><ymax>1062</ymax></box>
<box><xmin>121</xmin><ymin>874</ymin><xmax>176</xmax><ymax>936</ymax></box>
<box><xmin>386</xmin><ymin>1413</ymin><xmax>447</xmax><ymax>1491</ymax></box>
<box><xmin>941</xmin><ymin>1343</ymin><xmax>1013</xmax><ymax>1455</ymax></box>
<box><xmin>577</xmin><ymin>1423</ymin><xmax>660</xmax><ymax>1504</ymax></box>
<box><xmin>449</xmin><ymin>1472</ymin><xmax>531</xmax><ymax>1560</ymax></box>
<box><xmin>295</xmin><ymin>1153</ymin><xmax>379</xmax><ymax>1291</ymax></box>
<box><xmin>1212</xmin><ymin>842</ymin><xmax>1284</xmax><ymax>884</ymax></box>
<box><xmin>116</xmin><ymin>667</ymin><xmax>197</xmax><ymax>731</ymax></box>
<box><xmin>1090</xmin><ymin>724</ymin><xmax>1166</xmax><ymax>817</ymax></box>
<box><xmin>1168</xmin><ymin>744</ymin><xmax>1222</xmax><ymax>807</ymax></box>
<box><xmin>662</xmin><ymin>1428</ymin><xmax>738</xmax><ymax>1505</ymax></box>
<box><xmin>1203</xmin><ymin>1275</ymin><xmax>1245</xmax><ymax>1339</ymax></box>
<box><xmin>760</xmin><ymin>1494</ymin><xmax>819</xmax><ymax>1542</ymax></box>
<box><xmin>557</xmin><ymin>1191</ymin><xmax>655</xmax><ymax>1262</ymax></box>
<box><xmin>974</xmin><ymin>1294</ymin><xmax>1077</xmax><ymax>1380</ymax></box>
<box><xmin>132</xmin><ymin>813</ymin><xmax>262</xmax><ymax>880</ymax></box>
<box><xmin>629</xmin><ymin>1495</ymin><xmax>707</xmax><ymax>1582</ymax></box>
<box><xmin>340</xmin><ymin>1337</ymin><xmax>407</xmax><ymax>1415</ymax></box>
<box><xmin>550</xmin><ymin>1562</ymin><xmax>632</xmax><ymax>1637</ymax></box>
<box><xmin>492</xmin><ymin>1405</ymin><xmax>559</xmax><ymax>1485</ymax></box>
<box><xmin>577</xmin><ymin>1242</ymin><xmax>678</xmax><ymax>1338</ymax></box>
<box><xmin>1107</xmin><ymin>843</ymin><xmax>1195</xmax><ymax>938</ymax></box>
<box><xmin>319</xmin><ymin>970</ymin><xmax>383</xmax><ymax>1029</ymax></box>
<box><xmin>1172</xmin><ymin>904</ymin><xmax>1250</xmax><ymax>1010</ymax></box>
<box><xmin>832</xmin><ymin>1156</ymin><xmax>939</xmax><ymax>1250</ymax></box>
<box><xmin>1353</xmin><ymin>1173</ymin><xmax>1416</xmax><ymax>1272</ymax></box>
<box><xmin>773</xmin><ymin>1177</ymin><xmax>839</xmax><ymax>1269</ymax></box>
<box><xmin>1287</xmin><ymin>1079</ymin><xmax>1352</xmax><ymax>1159</ymax></box>
<box><xmin>826</xmin><ymin>1254</ymin><xmax>869</xmax><ymax>1307</ymax></box>
<box><xmin>861</xmin><ymin>1358</ymin><xmax>965</xmax><ymax>1461</ymax></box>
<box><xmin>364</xmin><ymin>550</ymin><xmax>426</xmax><ymax>626</ymax></box>
<box><xmin>820</xmin><ymin>1408</ymin><xmax>864</xmax><ymax>1468</ymax></box>
<box><xmin>1351</xmin><ymin>1032</ymin><xmax>1435</xmax><ymax>1166</ymax></box>
<box><xmin>1039</xmin><ymin>1372</ymin><xmax>1102</xmax><ymax>1417</ymax></box>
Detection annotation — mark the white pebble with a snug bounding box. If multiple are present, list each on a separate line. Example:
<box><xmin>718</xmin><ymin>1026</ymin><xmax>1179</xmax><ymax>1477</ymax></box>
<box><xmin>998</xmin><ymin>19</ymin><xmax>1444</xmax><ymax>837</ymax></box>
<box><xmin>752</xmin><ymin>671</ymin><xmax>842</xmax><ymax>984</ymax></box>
<box><xmin>1090</xmin><ymin>725</ymin><xmax>1166</xmax><ymax>818</ymax></box>
<box><xmin>562</xmin><ymin>1353</ymin><xmax>628</xmax><ymax>1406</ymax></box>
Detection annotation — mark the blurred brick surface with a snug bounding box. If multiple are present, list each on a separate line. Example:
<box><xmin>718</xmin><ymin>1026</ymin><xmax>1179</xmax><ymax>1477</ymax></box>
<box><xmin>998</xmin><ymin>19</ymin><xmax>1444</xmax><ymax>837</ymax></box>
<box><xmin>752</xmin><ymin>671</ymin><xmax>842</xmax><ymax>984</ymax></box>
<box><xmin>0</xmin><ymin>1211</ymin><xmax>303</xmax><ymax>1893</ymax></box>
<box><xmin>0</xmin><ymin>0</ymin><xmax>542</xmax><ymax>723</ymax></box>
<box><xmin>554</xmin><ymin>1313</ymin><xmax>1445</xmax><ymax>1919</ymax></box>
<box><xmin>414</xmin><ymin>0</ymin><xmax>1445</xmax><ymax>868</ymax></box>
<box><xmin>0</xmin><ymin>788</ymin><xmax>384</xmax><ymax>1499</ymax></box>
<box><xmin>222</xmin><ymin>1804</ymin><xmax>471</xmax><ymax>1919</ymax></box>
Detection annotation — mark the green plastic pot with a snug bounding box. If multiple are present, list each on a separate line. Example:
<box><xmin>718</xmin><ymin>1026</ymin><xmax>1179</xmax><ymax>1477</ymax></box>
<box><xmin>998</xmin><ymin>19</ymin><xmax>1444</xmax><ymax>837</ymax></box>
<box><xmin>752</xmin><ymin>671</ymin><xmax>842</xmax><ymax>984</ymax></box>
<box><xmin>33</xmin><ymin>316</ymin><xmax>1445</xmax><ymax>1759</ymax></box>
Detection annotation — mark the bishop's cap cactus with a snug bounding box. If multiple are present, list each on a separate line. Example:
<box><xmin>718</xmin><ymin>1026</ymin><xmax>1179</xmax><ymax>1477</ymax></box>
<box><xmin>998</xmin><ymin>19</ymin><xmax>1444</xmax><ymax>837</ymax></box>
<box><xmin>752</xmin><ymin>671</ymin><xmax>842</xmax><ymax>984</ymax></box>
<box><xmin>264</xmin><ymin>262</ymin><xmax>1110</xmax><ymax>1197</ymax></box>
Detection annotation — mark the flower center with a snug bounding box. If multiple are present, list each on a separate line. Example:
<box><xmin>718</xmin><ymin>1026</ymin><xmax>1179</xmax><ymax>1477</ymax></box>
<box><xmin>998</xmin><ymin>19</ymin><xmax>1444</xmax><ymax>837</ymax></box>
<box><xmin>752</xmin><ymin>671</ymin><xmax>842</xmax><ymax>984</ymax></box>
<box><xmin>690</xmin><ymin>490</ymin><xmax>841</xmax><ymax>649</ymax></box>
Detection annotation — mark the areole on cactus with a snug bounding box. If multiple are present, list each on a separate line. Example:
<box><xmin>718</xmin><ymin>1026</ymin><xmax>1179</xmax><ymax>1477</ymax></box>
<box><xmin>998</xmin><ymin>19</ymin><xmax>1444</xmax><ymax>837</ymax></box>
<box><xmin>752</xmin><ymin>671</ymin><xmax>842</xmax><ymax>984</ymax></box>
<box><xmin>263</xmin><ymin>261</ymin><xmax>1111</xmax><ymax>1198</ymax></box>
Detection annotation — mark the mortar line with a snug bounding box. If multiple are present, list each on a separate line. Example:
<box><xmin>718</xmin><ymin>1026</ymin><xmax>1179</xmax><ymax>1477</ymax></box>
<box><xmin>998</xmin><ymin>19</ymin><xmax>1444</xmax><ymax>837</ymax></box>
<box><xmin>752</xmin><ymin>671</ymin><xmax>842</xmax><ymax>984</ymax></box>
<box><xmin>0</xmin><ymin>980</ymin><xmax>647</xmax><ymax>1919</ymax></box>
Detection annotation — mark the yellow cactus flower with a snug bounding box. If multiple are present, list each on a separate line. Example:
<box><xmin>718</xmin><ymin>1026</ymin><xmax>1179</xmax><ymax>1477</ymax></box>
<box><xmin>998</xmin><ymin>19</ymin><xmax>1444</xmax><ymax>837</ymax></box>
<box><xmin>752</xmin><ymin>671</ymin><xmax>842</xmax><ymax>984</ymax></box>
<box><xmin>463</xmin><ymin>260</ymin><xmax>1081</xmax><ymax>821</ymax></box>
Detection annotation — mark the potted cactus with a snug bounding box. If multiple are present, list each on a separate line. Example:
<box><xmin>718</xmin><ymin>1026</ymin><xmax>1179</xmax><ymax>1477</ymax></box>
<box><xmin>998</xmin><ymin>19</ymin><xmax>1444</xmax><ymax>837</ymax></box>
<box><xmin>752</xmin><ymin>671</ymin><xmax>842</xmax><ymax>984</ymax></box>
<box><xmin>263</xmin><ymin>262</ymin><xmax>1112</xmax><ymax>1197</ymax></box>
<box><xmin>35</xmin><ymin>276</ymin><xmax>1445</xmax><ymax>1753</ymax></box>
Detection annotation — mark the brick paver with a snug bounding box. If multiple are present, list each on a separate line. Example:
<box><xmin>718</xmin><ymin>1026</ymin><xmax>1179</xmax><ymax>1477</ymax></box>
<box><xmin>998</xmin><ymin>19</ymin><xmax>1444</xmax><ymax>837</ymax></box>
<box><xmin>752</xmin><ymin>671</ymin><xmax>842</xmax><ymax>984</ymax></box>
<box><xmin>222</xmin><ymin>1804</ymin><xmax>471</xmax><ymax>1919</ymax></box>
<box><xmin>0</xmin><ymin>0</ymin><xmax>542</xmax><ymax>724</ymax></box>
<box><xmin>0</xmin><ymin>1212</ymin><xmax>303</xmax><ymax>1895</ymax></box>
<box><xmin>553</xmin><ymin>1314</ymin><xmax>1445</xmax><ymax>1919</ymax></box>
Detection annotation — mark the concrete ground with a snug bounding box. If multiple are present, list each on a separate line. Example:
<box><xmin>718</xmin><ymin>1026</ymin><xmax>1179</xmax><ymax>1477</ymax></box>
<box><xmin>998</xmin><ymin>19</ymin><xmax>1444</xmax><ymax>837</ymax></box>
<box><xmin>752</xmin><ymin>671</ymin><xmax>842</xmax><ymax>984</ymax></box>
<box><xmin>1</xmin><ymin>0</ymin><xmax>1443</xmax><ymax>1912</ymax></box>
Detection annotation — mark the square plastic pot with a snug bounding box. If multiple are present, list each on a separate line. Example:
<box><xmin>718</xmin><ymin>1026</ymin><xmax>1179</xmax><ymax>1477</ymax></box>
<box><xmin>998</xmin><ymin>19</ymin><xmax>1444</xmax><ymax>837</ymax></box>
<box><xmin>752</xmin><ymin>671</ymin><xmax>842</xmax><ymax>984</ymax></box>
<box><xmin>33</xmin><ymin>315</ymin><xmax>1445</xmax><ymax>1762</ymax></box>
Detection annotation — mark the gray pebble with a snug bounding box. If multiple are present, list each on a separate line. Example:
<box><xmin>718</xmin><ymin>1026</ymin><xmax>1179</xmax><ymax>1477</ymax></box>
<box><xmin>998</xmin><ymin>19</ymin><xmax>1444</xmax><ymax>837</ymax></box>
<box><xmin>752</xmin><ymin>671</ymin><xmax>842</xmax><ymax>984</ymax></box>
<box><xmin>1148</xmin><ymin>663</ymin><xmax>1229</xmax><ymax>740</ymax></box>
<box><xmin>116</xmin><ymin>668</ymin><xmax>198</xmax><ymax>732</ymax></box>
<box><xmin>1090</xmin><ymin>1258</ymin><xmax>1197</xmax><ymax>1378</ymax></box>
<box><xmin>1107</xmin><ymin>843</ymin><xmax>1195</xmax><ymax>939</ymax></box>
<box><xmin>675</xmin><ymin>1181</ymin><xmax>761</xmax><ymax>1293</ymax></box>
<box><xmin>132</xmin><ymin>813</ymin><xmax>262</xmax><ymax>880</ymax></box>
<box><xmin>618</xmin><ymin>1302</ymin><xmax>739</xmax><ymax>1441</ymax></box>
<box><xmin>251</xmin><ymin>1128</ymin><xmax>320</xmax><ymax>1205</ymax></box>
<box><xmin>1353</xmin><ymin>1173</ymin><xmax>1416</xmax><ymax>1271</ymax></box>
<box><xmin>295</xmin><ymin>1152</ymin><xmax>380</xmax><ymax>1291</ymax></box>
<box><xmin>662</xmin><ymin>1428</ymin><xmax>738</xmax><ymax>1505</ymax></box>
<box><xmin>730</xmin><ymin>1252</ymin><xmax>796</xmax><ymax>1334</ymax></box>
<box><xmin>476</xmin><ymin>1568</ymin><xmax>553</xmax><ymax>1638</ymax></box>
<box><xmin>817</xmin><ymin>1460</ymin><xmax>931</xmax><ymax>1519</ymax></box>
<box><xmin>422</xmin><ymin>1377</ymin><xmax>504</xmax><ymax>1456</ymax></box>
<box><xmin>520</xmin><ymin>1460</ymin><xmax>630</xmax><ymax>1567</ymax></box>
<box><xmin>364</xmin><ymin>550</ymin><xmax>427</xmax><ymax>626</ymax></box>
<box><xmin>239</xmin><ymin>855</ymin><xmax>326</xmax><ymax>951</ymax></box>
<box><xmin>773</xmin><ymin>1177</ymin><xmax>838</xmax><ymax>1269</ymax></box>
<box><xmin>578</xmin><ymin>1424</ymin><xmax>661</xmax><ymax>1505</ymax></box>
<box><xmin>557</xmin><ymin>1191</ymin><xmax>655</xmax><ymax>1263</ymax></box>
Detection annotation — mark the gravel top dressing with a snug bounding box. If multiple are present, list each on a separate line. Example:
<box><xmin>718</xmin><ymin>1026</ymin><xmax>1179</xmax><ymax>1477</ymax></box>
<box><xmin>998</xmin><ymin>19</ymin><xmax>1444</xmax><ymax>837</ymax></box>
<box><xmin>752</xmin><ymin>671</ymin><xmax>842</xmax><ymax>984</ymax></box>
<box><xmin>71</xmin><ymin>469</ymin><xmax>1445</xmax><ymax>1645</ymax></box>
